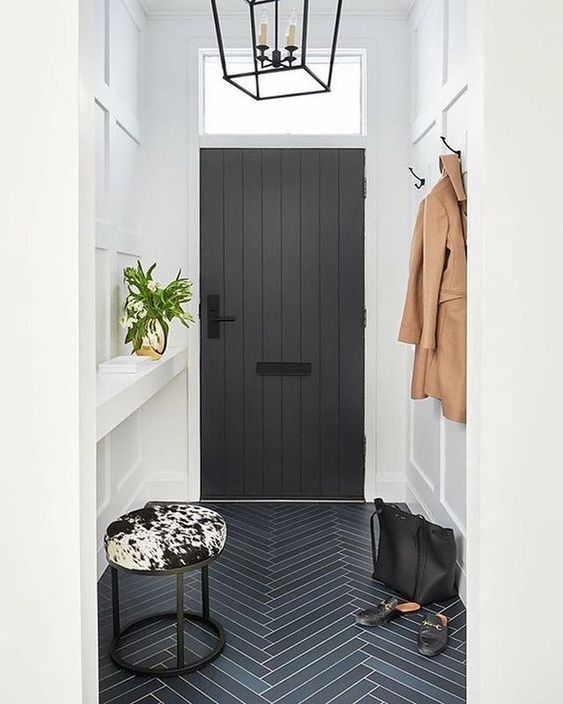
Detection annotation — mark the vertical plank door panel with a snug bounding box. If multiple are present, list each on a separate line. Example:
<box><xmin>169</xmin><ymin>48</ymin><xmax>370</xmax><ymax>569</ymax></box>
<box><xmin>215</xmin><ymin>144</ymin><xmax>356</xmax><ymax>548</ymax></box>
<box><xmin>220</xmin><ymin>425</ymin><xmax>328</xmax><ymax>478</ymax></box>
<box><xmin>319</xmin><ymin>150</ymin><xmax>341</xmax><ymax>497</ymax></box>
<box><xmin>262</xmin><ymin>150</ymin><xmax>283</xmax><ymax>497</ymax></box>
<box><xmin>200</xmin><ymin>150</ymin><xmax>226</xmax><ymax>497</ymax></box>
<box><xmin>223</xmin><ymin>149</ymin><xmax>245</xmax><ymax>497</ymax></box>
<box><xmin>242</xmin><ymin>150</ymin><xmax>264</xmax><ymax>496</ymax></box>
<box><xmin>281</xmin><ymin>150</ymin><xmax>302</xmax><ymax>496</ymax></box>
<box><xmin>338</xmin><ymin>150</ymin><xmax>366</xmax><ymax>498</ymax></box>
<box><xmin>300</xmin><ymin>150</ymin><xmax>322</xmax><ymax>497</ymax></box>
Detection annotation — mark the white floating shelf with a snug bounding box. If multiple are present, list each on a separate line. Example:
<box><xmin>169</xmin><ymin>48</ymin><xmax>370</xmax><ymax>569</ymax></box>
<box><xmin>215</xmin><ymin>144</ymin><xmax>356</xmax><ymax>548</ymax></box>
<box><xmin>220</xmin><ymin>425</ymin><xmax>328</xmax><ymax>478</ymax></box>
<box><xmin>96</xmin><ymin>347</ymin><xmax>188</xmax><ymax>441</ymax></box>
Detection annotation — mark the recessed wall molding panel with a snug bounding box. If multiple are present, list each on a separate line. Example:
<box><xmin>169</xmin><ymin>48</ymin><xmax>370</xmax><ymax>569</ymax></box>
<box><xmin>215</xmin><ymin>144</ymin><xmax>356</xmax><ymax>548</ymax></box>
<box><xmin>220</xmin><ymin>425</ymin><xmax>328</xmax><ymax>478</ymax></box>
<box><xmin>443</xmin><ymin>87</ymin><xmax>468</xmax><ymax>172</ymax></box>
<box><xmin>413</xmin><ymin>0</ymin><xmax>443</xmax><ymax>120</ymax></box>
<box><xmin>110</xmin><ymin>0</ymin><xmax>142</xmax><ymax>118</ymax></box>
<box><xmin>96</xmin><ymin>0</ymin><xmax>110</xmax><ymax>87</ymax></box>
<box><xmin>442</xmin><ymin>418</ymin><xmax>467</xmax><ymax>530</ymax></box>
<box><xmin>411</xmin><ymin>400</ymin><xmax>441</xmax><ymax>491</ymax></box>
<box><xmin>444</xmin><ymin>0</ymin><xmax>467</xmax><ymax>87</ymax></box>
<box><xmin>95</xmin><ymin>102</ymin><xmax>109</xmax><ymax>221</ymax></box>
<box><xmin>111</xmin><ymin>413</ymin><xmax>142</xmax><ymax>491</ymax></box>
<box><xmin>96</xmin><ymin>438</ymin><xmax>111</xmax><ymax>517</ymax></box>
<box><xmin>112</xmin><ymin>122</ymin><xmax>142</xmax><ymax>234</ymax></box>
<box><xmin>412</xmin><ymin>122</ymin><xmax>440</xmax><ymax>188</ymax></box>
<box><xmin>95</xmin><ymin>248</ymin><xmax>111</xmax><ymax>364</ymax></box>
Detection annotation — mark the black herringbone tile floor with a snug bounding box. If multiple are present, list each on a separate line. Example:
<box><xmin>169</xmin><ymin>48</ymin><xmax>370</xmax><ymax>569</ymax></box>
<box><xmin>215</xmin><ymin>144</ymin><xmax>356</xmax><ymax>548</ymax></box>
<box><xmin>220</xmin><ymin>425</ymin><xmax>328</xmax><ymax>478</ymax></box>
<box><xmin>98</xmin><ymin>503</ymin><xmax>466</xmax><ymax>704</ymax></box>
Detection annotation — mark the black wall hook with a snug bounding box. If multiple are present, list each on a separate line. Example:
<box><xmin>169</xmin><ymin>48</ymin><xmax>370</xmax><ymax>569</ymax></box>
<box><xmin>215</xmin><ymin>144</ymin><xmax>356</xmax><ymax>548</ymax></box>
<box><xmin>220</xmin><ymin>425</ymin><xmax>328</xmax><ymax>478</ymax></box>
<box><xmin>409</xmin><ymin>167</ymin><xmax>425</xmax><ymax>190</ymax></box>
<box><xmin>440</xmin><ymin>136</ymin><xmax>462</xmax><ymax>158</ymax></box>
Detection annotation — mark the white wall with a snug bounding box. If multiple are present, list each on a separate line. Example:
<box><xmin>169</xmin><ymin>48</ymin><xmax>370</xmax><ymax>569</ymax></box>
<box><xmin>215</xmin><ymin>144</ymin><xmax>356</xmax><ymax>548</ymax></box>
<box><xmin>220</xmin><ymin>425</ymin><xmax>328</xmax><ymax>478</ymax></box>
<box><xmin>142</xmin><ymin>9</ymin><xmax>412</xmax><ymax>502</ymax></box>
<box><xmin>95</xmin><ymin>0</ymin><xmax>189</xmax><ymax>575</ymax></box>
<box><xmin>405</xmin><ymin>0</ymin><xmax>468</xmax><ymax>599</ymax></box>
<box><xmin>0</xmin><ymin>1</ymin><xmax>97</xmax><ymax>702</ymax></box>
<box><xmin>467</xmin><ymin>1</ymin><xmax>563</xmax><ymax>701</ymax></box>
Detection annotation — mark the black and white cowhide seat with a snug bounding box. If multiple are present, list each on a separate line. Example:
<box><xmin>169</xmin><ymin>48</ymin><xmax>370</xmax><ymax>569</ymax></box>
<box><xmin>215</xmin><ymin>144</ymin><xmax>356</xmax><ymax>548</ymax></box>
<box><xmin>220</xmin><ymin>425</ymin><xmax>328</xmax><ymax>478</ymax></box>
<box><xmin>105</xmin><ymin>503</ymin><xmax>227</xmax><ymax>677</ymax></box>
<box><xmin>105</xmin><ymin>504</ymin><xmax>227</xmax><ymax>572</ymax></box>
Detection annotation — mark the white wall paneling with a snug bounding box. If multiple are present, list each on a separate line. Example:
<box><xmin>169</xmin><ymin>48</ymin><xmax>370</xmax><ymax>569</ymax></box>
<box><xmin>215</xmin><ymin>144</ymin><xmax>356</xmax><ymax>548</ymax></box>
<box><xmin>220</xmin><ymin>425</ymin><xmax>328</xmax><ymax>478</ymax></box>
<box><xmin>407</xmin><ymin>0</ymin><xmax>468</xmax><ymax>599</ymax></box>
<box><xmin>96</xmin><ymin>411</ymin><xmax>144</xmax><ymax>575</ymax></box>
<box><xmin>110</xmin><ymin>0</ymin><xmax>143</xmax><ymax>115</ymax></box>
<box><xmin>94</xmin><ymin>0</ymin><xmax>147</xmax><ymax>572</ymax></box>
<box><xmin>94</xmin><ymin>0</ymin><xmax>193</xmax><ymax>574</ymax></box>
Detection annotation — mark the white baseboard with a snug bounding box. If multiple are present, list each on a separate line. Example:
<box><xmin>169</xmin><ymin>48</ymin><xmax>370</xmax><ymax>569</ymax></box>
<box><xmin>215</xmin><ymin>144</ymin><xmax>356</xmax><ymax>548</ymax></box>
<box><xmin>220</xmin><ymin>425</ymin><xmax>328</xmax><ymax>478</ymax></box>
<box><xmin>368</xmin><ymin>472</ymin><xmax>406</xmax><ymax>503</ymax></box>
<box><xmin>139</xmin><ymin>470</ymin><xmax>190</xmax><ymax>504</ymax></box>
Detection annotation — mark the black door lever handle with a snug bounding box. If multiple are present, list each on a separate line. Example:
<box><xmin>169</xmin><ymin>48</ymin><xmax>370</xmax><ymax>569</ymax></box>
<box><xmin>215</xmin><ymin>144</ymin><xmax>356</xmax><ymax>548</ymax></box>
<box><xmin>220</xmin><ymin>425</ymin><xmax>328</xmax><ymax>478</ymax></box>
<box><xmin>207</xmin><ymin>295</ymin><xmax>237</xmax><ymax>338</ymax></box>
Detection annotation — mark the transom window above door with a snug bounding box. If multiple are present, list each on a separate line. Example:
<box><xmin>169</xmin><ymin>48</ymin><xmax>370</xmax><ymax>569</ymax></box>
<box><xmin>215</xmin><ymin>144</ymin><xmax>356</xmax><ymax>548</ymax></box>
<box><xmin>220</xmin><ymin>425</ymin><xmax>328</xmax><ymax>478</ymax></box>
<box><xmin>200</xmin><ymin>50</ymin><xmax>365</xmax><ymax>135</ymax></box>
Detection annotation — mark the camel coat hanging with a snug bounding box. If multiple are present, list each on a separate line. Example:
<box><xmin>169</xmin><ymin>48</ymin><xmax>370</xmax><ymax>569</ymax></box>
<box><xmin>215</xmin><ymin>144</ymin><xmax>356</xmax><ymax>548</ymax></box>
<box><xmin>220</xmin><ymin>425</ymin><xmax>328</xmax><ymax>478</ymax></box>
<box><xmin>399</xmin><ymin>154</ymin><xmax>467</xmax><ymax>423</ymax></box>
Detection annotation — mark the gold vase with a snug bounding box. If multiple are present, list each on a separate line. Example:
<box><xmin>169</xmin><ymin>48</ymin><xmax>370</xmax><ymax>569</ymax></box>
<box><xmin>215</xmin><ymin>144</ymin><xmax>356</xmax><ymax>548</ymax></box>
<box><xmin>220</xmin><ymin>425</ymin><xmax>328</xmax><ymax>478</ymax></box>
<box><xmin>135</xmin><ymin>319</ymin><xmax>168</xmax><ymax>360</ymax></box>
<box><xmin>136</xmin><ymin>344</ymin><xmax>162</xmax><ymax>361</ymax></box>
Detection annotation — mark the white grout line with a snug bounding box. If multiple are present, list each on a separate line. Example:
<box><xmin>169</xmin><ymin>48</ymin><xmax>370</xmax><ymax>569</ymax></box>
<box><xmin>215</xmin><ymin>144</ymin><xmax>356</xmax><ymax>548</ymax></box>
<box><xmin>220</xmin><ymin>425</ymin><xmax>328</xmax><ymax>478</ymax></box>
<box><xmin>323</xmin><ymin>672</ymin><xmax>379</xmax><ymax>704</ymax></box>
<box><xmin>353</xmin><ymin>620</ymin><xmax>466</xmax><ymax>671</ymax></box>
<box><xmin>293</xmin><ymin>656</ymin><xmax>373</xmax><ymax>704</ymax></box>
<box><xmin>263</xmin><ymin>634</ymin><xmax>362</xmax><ymax>692</ymax></box>
<box><xmin>365</xmin><ymin>657</ymin><xmax>466</xmax><ymax>704</ymax></box>
<box><xmin>267</xmin><ymin>561</ymin><xmax>349</xmax><ymax>598</ymax></box>
<box><xmin>186</xmin><ymin>670</ymin><xmax>248</xmax><ymax>704</ymax></box>
<box><xmin>129</xmin><ymin>686</ymin><xmax>167</xmax><ymax>704</ymax></box>
<box><xmin>360</xmin><ymin>635</ymin><xmax>466</xmax><ymax>686</ymax></box>
<box><xmin>356</xmin><ymin>628</ymin><xmax>466</xmax><ymax>680</ymax></box>
<box><xmin>267</xmin><ymin>584</ymin><xmax>348</xmax><ymax>628</ymax></box>
<box><xmin>266</xmin><ymin>594</ymin><xmax>352</xmax><ymax>637</ymax></box>
<box><xmin>264</xmin><ymin>611</ymin><xmax>355</xmax><ymax>663</ymax></box>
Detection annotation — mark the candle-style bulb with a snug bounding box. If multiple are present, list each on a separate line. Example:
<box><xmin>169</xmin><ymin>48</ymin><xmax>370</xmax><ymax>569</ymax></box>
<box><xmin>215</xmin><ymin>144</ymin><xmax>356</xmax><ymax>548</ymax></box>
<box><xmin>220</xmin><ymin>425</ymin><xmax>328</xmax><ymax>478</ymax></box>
<box><xmin>258</xmin><ymin>11</ymin><xmax>269</xmax><ymax>47</ymax></box>
<box><xmin>286</xmin><ymin>8</ymin><xmax>298</xmax><ymax>48</ymax></box>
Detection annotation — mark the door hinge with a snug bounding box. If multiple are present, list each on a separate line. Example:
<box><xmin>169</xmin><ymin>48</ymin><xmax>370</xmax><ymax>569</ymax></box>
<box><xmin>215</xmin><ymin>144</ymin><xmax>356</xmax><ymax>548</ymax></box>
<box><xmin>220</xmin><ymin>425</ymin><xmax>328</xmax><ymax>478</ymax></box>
<box><xmin>363</xmin><ymin>306</ymin><xmax>367</xmax><ymax>328</ymax></box>
<box><xmin>363</xmin><ymin>176</ymin><xmax>368</xmax><ymax>199</ymax></box>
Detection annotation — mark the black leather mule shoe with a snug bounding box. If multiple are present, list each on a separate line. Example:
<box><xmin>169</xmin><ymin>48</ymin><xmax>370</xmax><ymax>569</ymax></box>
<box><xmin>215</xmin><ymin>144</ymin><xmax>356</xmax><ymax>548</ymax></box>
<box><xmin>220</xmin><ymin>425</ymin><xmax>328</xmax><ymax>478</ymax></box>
<box><xmin>418</xmin><ymin>613</ymin><xmax>449</xmax><ymax>656</ymax></box>
<box><xmin>355</xmin><ymin>598</ymin><xmax>420</xmax><ymax>627</ymax></box>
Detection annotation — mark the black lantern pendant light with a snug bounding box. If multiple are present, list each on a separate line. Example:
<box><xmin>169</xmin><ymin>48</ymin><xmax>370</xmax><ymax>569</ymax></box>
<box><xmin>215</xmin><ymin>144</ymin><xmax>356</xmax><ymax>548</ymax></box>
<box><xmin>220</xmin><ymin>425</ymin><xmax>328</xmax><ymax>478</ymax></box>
<box><xmin>210</xmin><ymin>0</ymin><xmax>344</xmax><ymax>101</ymax></box>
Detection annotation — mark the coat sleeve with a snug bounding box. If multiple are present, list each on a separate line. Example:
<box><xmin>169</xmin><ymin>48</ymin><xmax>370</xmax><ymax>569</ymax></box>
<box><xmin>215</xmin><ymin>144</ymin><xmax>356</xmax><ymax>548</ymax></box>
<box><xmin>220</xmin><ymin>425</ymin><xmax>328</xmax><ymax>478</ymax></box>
<box><xmin>398</xmin><ymin>194</ymin><xmax>449</xmax><ymax>349</ymax></box>
<box><xmin>420</xmin><ymin>194</ymin><xmax>449</xmax><ymax>350</ymax></box>
<box><xmin>398</xmin><ymin>200</ymin><xmax>424</xmax><ymax>344</ymax></box>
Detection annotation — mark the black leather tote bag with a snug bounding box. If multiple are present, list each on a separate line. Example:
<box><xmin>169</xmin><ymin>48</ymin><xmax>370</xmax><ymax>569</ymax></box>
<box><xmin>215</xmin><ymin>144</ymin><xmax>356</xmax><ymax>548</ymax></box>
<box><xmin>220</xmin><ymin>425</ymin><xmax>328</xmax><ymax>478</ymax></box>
<box><xmin>370</xmin><ymin>498</ymin><xmax>458</xmax><ymax>605</ymax></box>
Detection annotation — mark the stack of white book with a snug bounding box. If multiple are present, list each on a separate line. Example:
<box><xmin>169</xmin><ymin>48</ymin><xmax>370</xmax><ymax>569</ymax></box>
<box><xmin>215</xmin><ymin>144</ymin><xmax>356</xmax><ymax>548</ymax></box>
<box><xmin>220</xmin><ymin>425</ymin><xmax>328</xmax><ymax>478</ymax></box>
<box><xmin>98</xmin><ymin>355</ymin><xmax>153</xmax><ymax>374</ymax></box>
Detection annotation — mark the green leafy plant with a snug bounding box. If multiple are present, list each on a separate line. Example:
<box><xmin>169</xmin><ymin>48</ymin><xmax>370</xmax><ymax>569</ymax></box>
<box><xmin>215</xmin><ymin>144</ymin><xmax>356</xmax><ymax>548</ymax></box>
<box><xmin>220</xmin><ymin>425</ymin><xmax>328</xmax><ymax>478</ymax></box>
<box><xmin>120</xmin><ymin>261</ymin><xmax>194</xmax><ymax>353</ymax></box>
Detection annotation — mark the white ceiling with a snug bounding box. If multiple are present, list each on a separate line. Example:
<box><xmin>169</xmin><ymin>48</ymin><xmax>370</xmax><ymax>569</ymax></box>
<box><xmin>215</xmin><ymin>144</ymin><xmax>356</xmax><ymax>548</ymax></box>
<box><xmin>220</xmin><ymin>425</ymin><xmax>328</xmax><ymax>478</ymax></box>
<box><xmin>142</xmin><ymin>0</ymin><xmax>415</xmax><ymax>16</ymax></box>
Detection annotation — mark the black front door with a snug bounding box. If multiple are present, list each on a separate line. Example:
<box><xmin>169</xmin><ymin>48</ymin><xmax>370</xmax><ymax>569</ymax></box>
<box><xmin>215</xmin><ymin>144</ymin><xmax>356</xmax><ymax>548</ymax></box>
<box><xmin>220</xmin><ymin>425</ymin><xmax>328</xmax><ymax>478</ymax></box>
<box><xmin>200</xmin><ymin>148</ymin><xmax>365</xmax><ymax>499</ymax></box>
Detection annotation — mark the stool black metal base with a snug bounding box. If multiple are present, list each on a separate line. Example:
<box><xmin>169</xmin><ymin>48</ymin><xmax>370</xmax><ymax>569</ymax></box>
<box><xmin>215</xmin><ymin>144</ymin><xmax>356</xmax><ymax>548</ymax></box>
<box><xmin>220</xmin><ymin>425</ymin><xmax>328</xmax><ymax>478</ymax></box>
<box><xmin>109</xmin><ymin>564</ymin><xmax>226</xmax><ymax>677</ymax></box>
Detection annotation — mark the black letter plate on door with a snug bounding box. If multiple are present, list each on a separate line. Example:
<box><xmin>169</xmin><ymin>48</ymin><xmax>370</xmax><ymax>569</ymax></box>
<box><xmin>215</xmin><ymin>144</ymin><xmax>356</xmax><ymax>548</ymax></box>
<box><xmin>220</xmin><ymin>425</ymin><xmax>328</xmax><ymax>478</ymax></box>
<box><xmin>256</xmin><ymin>362</ymin><xmax>311</xmax><ymax>376</ymax></box>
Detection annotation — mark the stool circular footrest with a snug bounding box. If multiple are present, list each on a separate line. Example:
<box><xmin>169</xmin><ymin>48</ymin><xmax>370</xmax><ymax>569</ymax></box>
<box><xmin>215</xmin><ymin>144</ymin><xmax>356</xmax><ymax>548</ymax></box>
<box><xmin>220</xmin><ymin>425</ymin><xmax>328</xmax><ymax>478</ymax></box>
<box><xmin>109</xmin><ymin>611</ymin><xmax>226</xmax><ymax>677</ymax></box>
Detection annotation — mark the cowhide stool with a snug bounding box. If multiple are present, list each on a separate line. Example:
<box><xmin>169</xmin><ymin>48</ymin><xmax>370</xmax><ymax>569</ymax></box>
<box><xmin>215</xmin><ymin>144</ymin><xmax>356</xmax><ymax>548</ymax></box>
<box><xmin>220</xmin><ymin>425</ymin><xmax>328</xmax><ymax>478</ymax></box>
<box><xmin>104</xmin><ymin>503</ymin><xmax>227</xmax><ymax>677</ymax></box>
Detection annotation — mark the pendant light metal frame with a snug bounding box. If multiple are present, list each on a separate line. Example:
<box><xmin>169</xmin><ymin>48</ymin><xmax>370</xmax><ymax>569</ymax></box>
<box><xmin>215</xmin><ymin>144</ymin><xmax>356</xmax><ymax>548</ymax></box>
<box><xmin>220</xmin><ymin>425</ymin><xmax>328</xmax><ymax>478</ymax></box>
<box><xmin>210</xmin><ymin>0</ymin><xmax>344</xmax><ymax>101</ymax></box>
